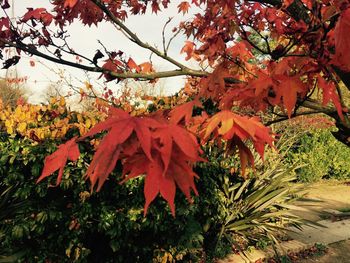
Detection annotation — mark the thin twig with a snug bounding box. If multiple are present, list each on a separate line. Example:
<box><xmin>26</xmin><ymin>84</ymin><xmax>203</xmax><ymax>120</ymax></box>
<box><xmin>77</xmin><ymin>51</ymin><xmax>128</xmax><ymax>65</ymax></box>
<box><xmin>162</xmin><ymin>17</ymin><xmax>173</xmax><ymax>56</ymax></box>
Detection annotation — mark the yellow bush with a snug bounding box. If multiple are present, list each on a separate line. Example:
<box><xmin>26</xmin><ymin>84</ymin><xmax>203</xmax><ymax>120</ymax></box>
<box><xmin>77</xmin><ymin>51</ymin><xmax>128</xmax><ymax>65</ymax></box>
<box><xmin>0</xmin><ymin>97</ymin><xmax>105</xmax><ymax>140</ymax></box>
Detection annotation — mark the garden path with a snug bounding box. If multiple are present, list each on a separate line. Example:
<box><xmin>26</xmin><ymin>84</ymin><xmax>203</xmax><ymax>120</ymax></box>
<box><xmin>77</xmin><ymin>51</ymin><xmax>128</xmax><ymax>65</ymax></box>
<box><xmin>218</xmin><ymin>180</ymin><xmax>350</xmax><ymax>263</ymax></box>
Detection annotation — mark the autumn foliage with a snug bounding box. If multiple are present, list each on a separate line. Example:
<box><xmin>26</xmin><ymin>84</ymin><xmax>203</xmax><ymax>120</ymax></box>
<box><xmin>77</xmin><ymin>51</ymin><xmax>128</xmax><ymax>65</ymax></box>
<box><xmin>1</xmin><ymin>0</ymin><xmax>350</xmax><ymax>215</ymax></box>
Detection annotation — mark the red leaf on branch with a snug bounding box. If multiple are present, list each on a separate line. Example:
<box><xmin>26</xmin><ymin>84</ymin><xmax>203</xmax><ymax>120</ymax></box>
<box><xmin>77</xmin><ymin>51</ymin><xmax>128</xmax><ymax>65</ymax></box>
<box><xmin>151</xmin><ymin>1</ymin><xmax>161</xmax><ymax>13</ymax></box>
<box><xmin>37</xmin><ymin>137</ymin><xmax>80</xmax><ymax>186</ymax></box>
<box><xmin>317</xmin><ymin>76</ymin><xmax>344</xmax><ymax>121</ymax></box>
<box><xmin>22</xmin><ymin>8</ymin><xmax>53</xmax><ymax>26</ymax></box>
<box><xmin>64</xmin><ymin>0</ymin><xmax>78</xmax><ymax>8</ymax></box>
<box><xmin>127</xmin><ymin>58</ymin><xmax>140</xmax><ymax>72</ymax></box>
<box><xmin>101</xmin><ymin>59</ymin><xmax>123</xmax><ymax>81</ymax></box>
<box><xmin>143</xmin><ymin>158</ymin><xmax>176</xmax><ymax>215</ymax></box>
<box><xmin>139</xmin><ymin>62</ymin><xmax>153</xmax><ymax>73</ymax></box>
<box><xmin>152</xmin><ymin>124</ymin><xmax>202</xmax><ymax>175</ymax></box>
<box><xmin>86</xmin><ymin>123</ymin><xmax>132</xmax><ymax>191</ymax></box>
<box><xmin>169</xmin><ymin>100</ymin><xmax>201</xmax><ymax>125</ymax></box>
<box><xmin>122</xmin><ymin>149</ymin><xmax>200</xmax><ymax>216</ymax></box>
<box><xmin>333</xmin><ymin>7</ymin><xmax>350</xmax><ymax>72</ymax></box>
<box><xmin>273</xmin><ymin>76</ymin><xmax>305</xmax><ymax>118</ymax></box>
<box><xmin>202</xmin><ymin>110</ymin><xmax>274</xmax><ymax>176</ymax></box>
<box><xmin>181</xmin><ymin>41</ymin><xmax>196</xmax><ymax>61</ymax></box>
<box><xmin>78</xmin><ymin>108</ymin><xmax>203</xmax><ymax>214</ymax></box>
<box><xmin>178</xmin><ymin>1</ymin><xmax>190</xmax><ymax>15</ymax></box>
<box><xmin>252</xmin><ymin>71</ymin><xmax>275</xmax><ymax>96</ymax></box>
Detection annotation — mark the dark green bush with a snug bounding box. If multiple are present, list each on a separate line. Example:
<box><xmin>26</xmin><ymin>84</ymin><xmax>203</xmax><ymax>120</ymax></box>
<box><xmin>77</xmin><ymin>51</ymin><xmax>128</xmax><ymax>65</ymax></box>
<box><xmin>0</xmin><ymin>135</ymin><xmax>230</xmax><ymax>262</ymax></box>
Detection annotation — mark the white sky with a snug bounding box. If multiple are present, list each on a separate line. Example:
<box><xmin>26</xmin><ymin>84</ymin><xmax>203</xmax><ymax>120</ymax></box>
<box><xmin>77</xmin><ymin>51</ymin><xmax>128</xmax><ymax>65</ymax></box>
<box><xmin>1</xmin><ymin>1</ymin><xmax>202</xmax><ymax>104</ymax></box>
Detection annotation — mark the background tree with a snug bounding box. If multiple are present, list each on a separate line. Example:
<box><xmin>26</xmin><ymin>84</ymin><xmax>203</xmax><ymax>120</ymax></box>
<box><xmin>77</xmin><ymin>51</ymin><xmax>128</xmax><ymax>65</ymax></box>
<box><xmin>1</xmin><ymin>0</ymin><xmax>350</xmax><ymax>214</ymax></box>
<box><xmin>0</xmin><ymin>78</ymin><xmax>28</xmax><ymax>108</ymax></box>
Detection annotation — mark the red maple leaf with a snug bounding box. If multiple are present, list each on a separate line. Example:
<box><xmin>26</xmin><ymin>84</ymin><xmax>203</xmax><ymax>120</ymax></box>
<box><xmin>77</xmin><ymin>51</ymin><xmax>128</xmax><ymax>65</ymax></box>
<box><xmin>178</xmin><ymin>1</ymin><xmax>190</xmax><ymax>15</ymax></box>
<box><xmin>181</xmin><ymin>41</ymin><xmax>196</xmax><ymax>61</ymax></box>
<box><xmin>317</xmin><ymin>76</ymin><xmax>344</xmax><ymax>121</ymax></box>
<box><xmin>22</xmin><ymin>8</ymin><xmax>53</xmax><ymax>26</ymax></box>
<box><xmin>80</xmin><ymin>109</ymin><xmax>203</xmax><ymax>214</ymax></box>
<box><xmin>39</xmin><ymin>108</ymin><xmax>204</xmax><ymax>215</ymax></box>
<box><xmin>333</xmin><ymin>7</ymin><xmax>350</xmax><ymax>72</ymax></box>
<box><xmin>273</xmin><ymin>76</ymin><xmax>306</xmax><ymax>118</ymax></box>
<box><xmin>37</xmin><ymin>137</ymin><xmax>80</xmax><ymax>186</ymax></box>
<box><xmin>127</xmin><ymin>57</ymin><xmax>140</xmax><ymax>72</ymax></box>
<box><xmin>169</xmin><ymin>100</ymin><xmax>202</xmax><ymax>125</ymax></box>
<box><xmin>101</xmin><ymin>59</ymin><xmax>123</xmax><ymax>81</ymax></box>
<box><xmin>151</xmin><ymin>1</ymin><xmax>161</xmax><ymax>13</ymax></box>
<box><xmin>202</xmin><ymin>111</ymin><xmax>274</xmax><ymax>176</ymax></box>
<box><xmin>121</xmin><ymin>143</ymin><xmax>201</xmax><ymax>216</ymax></box>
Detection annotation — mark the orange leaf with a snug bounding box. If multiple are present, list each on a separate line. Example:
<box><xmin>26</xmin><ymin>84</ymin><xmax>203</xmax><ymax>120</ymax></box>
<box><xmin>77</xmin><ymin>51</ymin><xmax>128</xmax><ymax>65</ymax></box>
<box><xmin>181</xmin><ymin>41</ymin><xmax>195</xmax><ymax>61</ymax></box>
<box><xmin>127</xmin><ymin>57</ymin><xmax>140</xmax><ymax>72</ymax></box>
<box><xmin>274</xmin><ymin>76</ymin><xmax>305</xmax><ymax>118</ymax></box>
<box><xmin>64</xmin><ymin>0</ymin><xmax>78</xmax><ymax>8</ymax></box>
<box><xmin>234</xmin><ymin>137</ymin><xmax>254</xmax><ymax>178</ymax></box>
<box><xmin>178</xmin><ymin>1</ymin><xmax>190</xmax><ymax>15</ymax></box>
<box><xmin>139</xmin><ymin>62</ymin><xmax>153</xmax><ymax>73</ymax></box>
<box><xmin>202</xmin><ymin>110</ymin><xmax>274</xmax><ymax>176</ymax></box>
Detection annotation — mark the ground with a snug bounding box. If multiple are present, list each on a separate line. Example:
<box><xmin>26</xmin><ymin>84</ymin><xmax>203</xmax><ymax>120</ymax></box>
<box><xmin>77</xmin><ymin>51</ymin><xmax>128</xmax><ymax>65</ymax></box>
<box><xmin>294</xmin><ymin>180</ymin><xmax>350</xmax><ymax>263</ymax></box>
<box><xmin>296</xmin><ymin>240</ymin><xmax>350</xmax><ymax>263</ymax></box>
<box><xmin>293</xmin><ymin>180</ymin><xmax>350</xmax><ymax>222</ymax></box>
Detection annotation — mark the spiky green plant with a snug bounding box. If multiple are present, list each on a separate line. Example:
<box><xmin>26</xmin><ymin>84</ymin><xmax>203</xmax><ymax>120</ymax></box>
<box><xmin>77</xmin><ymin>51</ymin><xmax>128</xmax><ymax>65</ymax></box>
<box><xmin>218</xmin><ymin>164</ymin><xmax>304</xmax><ymax>245</ymax></box>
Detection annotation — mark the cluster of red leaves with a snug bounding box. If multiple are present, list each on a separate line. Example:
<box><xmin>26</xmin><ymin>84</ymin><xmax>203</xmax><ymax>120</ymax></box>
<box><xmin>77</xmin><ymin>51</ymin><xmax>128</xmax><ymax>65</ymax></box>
<box><xmin>38</xmin><ymin>107</ymin><xmax>205</xmax><ymax>216</ymax></box>
<box><xmin>22</xmin><ymin>8</ymin><xmax>54</xmax><ymax>26</ymax></box>
<box><xmin>38</xmin><ymin>100</ymin><xmax>275</xmax><ymax>215</ymax></box>
<box><xmin>202</xmin><ymin>110</ymin><xmax>274</xmax><ymax>176</ymax></box>
<box><xmin>180</xmin><ymin>1</ymin><xmax>350</xmax><ymax>121</ymax></box>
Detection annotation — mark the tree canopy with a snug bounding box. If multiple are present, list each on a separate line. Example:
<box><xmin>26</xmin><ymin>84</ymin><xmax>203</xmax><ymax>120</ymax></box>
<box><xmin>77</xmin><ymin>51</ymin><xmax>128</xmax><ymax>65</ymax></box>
<box><xmin>1</xmin><ymin>0</ymin><xmax>350</xmax><ymax>215</ymax></box>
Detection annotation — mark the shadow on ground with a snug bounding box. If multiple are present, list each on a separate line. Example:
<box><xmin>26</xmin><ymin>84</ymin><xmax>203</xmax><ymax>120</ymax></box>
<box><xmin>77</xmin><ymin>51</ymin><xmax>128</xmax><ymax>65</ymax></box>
<box><xmin>292</xmin><ymin>181</ymin><xmax>350</xmax><ymax>221</ymax></box>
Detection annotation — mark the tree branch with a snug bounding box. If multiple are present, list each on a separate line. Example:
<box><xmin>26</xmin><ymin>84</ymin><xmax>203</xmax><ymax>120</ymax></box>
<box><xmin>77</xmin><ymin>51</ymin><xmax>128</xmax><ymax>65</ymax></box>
<box><xmin>90</xmin><ymin>0</ymin><xmax>192</xmax><ymax>71</ymax></box>
<box><xmin>1</xmin><ymin>39</ymin><xmax>208</xmax><ymax>80</ymax></box>
<box><xmin>301</xmin><ymin>99</ymin><xmax>350</xmax><ymax>146</ymax></box>
<box><xmin>264</xmin><ymin>110</ymin><xmax>322</xmax><ymax>126</ymax></box>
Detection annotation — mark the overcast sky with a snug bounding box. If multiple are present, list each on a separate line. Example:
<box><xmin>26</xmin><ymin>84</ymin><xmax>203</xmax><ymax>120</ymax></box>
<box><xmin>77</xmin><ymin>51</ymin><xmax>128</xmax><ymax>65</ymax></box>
<box><xmin>1</xmin><ymin>1</ymin><xmax>201</xmax><ymax>103</ymax></box>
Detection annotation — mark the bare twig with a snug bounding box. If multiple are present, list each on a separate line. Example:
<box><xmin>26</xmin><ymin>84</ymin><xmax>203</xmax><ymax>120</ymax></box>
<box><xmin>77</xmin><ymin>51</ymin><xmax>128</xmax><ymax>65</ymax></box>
<box><xmin>90</xmin><ymin>0</ymin><xmax>195</xmax><ymax>71</ymax></box>
<box><xmin>162</xmin><ymin>17</ymin><xmax>173</xmax><ymax>56</ymax></box>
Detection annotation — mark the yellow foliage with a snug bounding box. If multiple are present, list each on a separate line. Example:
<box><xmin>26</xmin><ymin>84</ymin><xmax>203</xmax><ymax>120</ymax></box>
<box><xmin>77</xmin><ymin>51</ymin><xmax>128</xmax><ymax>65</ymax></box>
<box><xmin>0</xmin><ymin>97</ymin><xmax>106</xmax><ymax>140</ymax></box>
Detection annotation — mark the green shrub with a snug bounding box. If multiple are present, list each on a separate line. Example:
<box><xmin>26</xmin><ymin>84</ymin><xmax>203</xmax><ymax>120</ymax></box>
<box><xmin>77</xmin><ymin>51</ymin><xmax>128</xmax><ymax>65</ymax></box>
<box><xmin>286</xmin><ymin>130</ymin><xmax>350</xmax><ymax>182</ymax></box>
<box><xmin>270</xmin><ymin>115</ymin><xmax>350</xmax><ymax>183</ymax></box>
